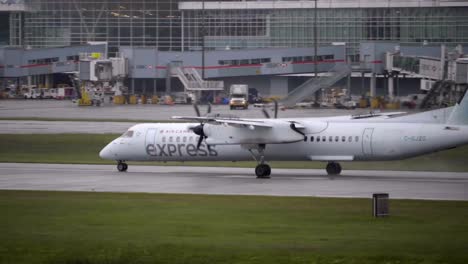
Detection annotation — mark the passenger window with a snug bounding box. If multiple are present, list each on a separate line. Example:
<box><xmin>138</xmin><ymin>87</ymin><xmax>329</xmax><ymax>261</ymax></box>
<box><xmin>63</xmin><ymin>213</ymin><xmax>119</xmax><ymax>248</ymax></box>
<box><xmin>335</xmin><ymin>136</ymin><xmax>339</xmax><ymax>142</ymax></box>
<box><xmin>311</xmin><ymin>136</ymin><xmax>314</xmax><ymax>142</ymax></box>
<box><xmin>162</xmin><ymin>137</ymin><xmax>166</xmax><ymax>143</ymax></box>
<box><xmin>355</xmin><ymin>136</ymin><xmax>359</xmax><ymax>142</ymax></box>
<box><xmin>342</xmin><ymin>136</ymin><xmax>346</xmax><ymax>142</ymax></box>
<box><xmin>348</xmin><ymin>136</ymin><xmax>352</xmax><ymax>142</ymax></box>
<box><xmin>189</xmin><ymin>136</ymin><xmax>193</xmax><ymax>142</ymax></box>
<box><xmin>329</xmin><ymin>136</ymin><xmax>333</xmax><ymax>142</ymax></box>
<box><xmin>304</xmin><ymin>136</ymin><xmax>308</xmax><ymax>142</ymax></box>
<box><xmin>169</xmin><ymin>137</ymin><xmax>173</xmax><ymax>142</ymax></box>
<box><xmin>322</xmin><ymin>136</ymin><xmax>326</xmax><ymax>142</ymax></box>
<box><xmin>183</xmin><ymin>137</ymin><xmax>187</xmax><ymax>143</ymax></box>
<box><xmin>317</xmin><ymin>136</ymin><xmax>321</xmax><ymax>142</ymax></box>
<box><xmin>176</xmin><ymin>137</ymin><xmax>180</xmax><ymax>143</ymax></box>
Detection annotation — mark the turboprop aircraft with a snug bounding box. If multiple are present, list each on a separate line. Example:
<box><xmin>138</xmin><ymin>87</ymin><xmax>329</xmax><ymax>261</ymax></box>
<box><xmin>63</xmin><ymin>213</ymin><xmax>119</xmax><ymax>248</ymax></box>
<box><xmin>100</xmin><ymin>91</ymin><xmax>468</xmax><ymax>178</ymax></box>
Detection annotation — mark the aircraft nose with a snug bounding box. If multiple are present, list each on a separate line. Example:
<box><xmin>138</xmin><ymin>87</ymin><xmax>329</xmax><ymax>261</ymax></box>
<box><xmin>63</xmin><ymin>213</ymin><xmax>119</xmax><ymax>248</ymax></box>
<box><xmin>99</xmin><ymin>144</ymin><xmax>114</xmax><ymax>160</ymax></box>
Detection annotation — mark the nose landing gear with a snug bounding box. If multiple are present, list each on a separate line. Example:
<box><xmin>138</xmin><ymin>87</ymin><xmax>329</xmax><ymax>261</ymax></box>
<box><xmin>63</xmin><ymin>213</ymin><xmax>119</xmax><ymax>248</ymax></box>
<box><xmin>117</xmin><ymin>161</ymin><xmax>128</xmax><ymax>172</ymax></box>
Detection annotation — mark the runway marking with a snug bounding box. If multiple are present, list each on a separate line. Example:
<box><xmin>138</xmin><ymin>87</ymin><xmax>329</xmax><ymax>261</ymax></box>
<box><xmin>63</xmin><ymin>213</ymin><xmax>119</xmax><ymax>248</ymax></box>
<box><xmin>290</xmin><ymin>177</ymin><xmax>332</xmax><ymax>180</ymax></box>
<box><xmin>219</xmin><ymin>175</ymin><xmax>254</xmax><ymax>179</ymax></box>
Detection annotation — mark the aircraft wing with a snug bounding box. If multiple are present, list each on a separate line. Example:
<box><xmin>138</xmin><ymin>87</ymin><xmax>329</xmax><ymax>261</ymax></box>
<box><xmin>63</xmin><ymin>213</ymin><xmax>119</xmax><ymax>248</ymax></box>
<box><xmin>349</xmin><ymin>111</ymin><xmax>407</xmax><ymax>120</ymax></box>
<box><xmin>172</xmin><ymin>116</ymin><xmax>305</xmax><ymax>144</ymax></box>
<box><xmin>172</xmin><ymin>116</ymin><xmax>273</xmax><ymax>128</ymax></box>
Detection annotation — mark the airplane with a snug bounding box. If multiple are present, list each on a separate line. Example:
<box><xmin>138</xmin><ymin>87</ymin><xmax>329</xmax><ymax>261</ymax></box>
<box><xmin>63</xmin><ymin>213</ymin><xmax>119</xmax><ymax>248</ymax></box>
<box><xmin>99</xmin><ymin>91</ymin><xmax>468</xmax><ymax>178</ymax></box>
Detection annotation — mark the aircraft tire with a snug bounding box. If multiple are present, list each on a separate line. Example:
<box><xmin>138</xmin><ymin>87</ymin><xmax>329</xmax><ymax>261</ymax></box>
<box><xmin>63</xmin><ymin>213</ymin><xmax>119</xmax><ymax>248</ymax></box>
<box><xmin>117</xmin><ymin>162</ymin><xmax>128</xmax><ymax>172</ymax></box>
<box><xmin>326</xmin><ymin>162</ymin><xmax>342</xmax><ymax>175</ymax></box>
<box><xmin>255</xmin><ymin>164</ymin><xmax>271</xmax><ymax>179</ymax></box>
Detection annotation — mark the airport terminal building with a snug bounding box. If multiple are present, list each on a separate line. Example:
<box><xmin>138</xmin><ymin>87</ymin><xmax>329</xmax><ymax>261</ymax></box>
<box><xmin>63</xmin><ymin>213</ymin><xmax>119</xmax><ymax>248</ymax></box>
<box><xmin>1</xmin><ymin>0</ymin><xmax>468</xmax><ymax>99</ymax></box>
<box><xmin>1</xmin><ymin>0</ymin><xmax>467</xmax><ymax>55</ymax></box>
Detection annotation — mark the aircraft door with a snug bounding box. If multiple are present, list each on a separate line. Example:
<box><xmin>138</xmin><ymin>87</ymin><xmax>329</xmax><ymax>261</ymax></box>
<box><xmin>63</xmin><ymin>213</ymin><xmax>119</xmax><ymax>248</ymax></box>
<box><xmin>362</xmin><ymin>128</ymin><xmax>374</xmax><ymax>156</ymax></box>
<box><xmin>145</xmin><ymin>128</ymin><xmax>157</xmax><ymax>148</ymax></box>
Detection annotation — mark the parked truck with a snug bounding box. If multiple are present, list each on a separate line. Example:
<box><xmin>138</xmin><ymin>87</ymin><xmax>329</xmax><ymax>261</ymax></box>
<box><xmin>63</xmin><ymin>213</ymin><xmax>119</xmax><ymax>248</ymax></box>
<box><xmin>229</xmin><ymin>84</ymin><xmax>249</xmax><ymax>110</ymax></box>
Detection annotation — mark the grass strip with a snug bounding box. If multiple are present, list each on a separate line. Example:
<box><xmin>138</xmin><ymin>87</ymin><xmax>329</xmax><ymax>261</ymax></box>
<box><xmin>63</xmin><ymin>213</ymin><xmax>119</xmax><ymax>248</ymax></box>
<box><xmin>0</xmin><ymin>134</ymin><xmax>468</xmax><ymax>171</ymax></box>
<box><xmin>1</xmin><ymin>190</ymin><xmax>467</xmax><ymax>264</ymax></box>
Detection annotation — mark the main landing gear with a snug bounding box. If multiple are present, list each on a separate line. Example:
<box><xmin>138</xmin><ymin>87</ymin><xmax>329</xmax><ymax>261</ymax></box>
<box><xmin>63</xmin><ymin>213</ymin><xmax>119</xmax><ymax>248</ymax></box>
<box><xmin>117</xmin><ymin>161</ymin><xmax>128</xmax><ymax>172</ymax></box>
<box><xmin>248</xmin><ymin>144</ymin><xmax>271</xmax><ymax>179</ymax></box>
<box><xmin>255</xmin><ymin>164</ymin><xmax>271</xmax><ymax>179</ymax></box>
<box><xmin>326</xmin><ymin>162</ymin><xmax>342</xmax><ymax>175</ymax></box>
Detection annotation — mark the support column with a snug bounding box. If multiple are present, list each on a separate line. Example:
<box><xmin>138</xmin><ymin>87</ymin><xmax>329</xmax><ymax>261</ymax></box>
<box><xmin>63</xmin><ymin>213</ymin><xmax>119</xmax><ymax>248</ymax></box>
<box><xmin>388</xmin><ymin>76</ymin><xmax>394</xmax><ymax>100</ymax></box>
<box><xmin>153</xmin><ymin>78</ymin><xmax>157</xmax><ymax>95</ymax></box>
<box><xmin>165</xmin><ymin>65</ymin><xmax>172</xmax><ymax>95</ymax></box>
<box><xmin>131</xmin><ymin>78</ymin><xmax>135</xmax><ymax>94</ymax></box>
<box><xmin>370</xmin><ymin>73</ymin><xmax>376</xmax><ymax>98</ymax></box>
<box><xmin>165</xmin><ymin>76</ymin><xmax>171</xmax><ymax>95</ymax></box>
<box><xmin>45</xmin><ymin>75</ymin><xmax>53</xmax><ymax>89</ymax></box>
<box><xmin>346</xmin><ymin>73</ymin><xmax>351</xmax><ymax>98</ymax></box>
<box><xmin>360</xmin><ymin>72</ymin><xmax>365</xmax><ymax>96</ymax></box>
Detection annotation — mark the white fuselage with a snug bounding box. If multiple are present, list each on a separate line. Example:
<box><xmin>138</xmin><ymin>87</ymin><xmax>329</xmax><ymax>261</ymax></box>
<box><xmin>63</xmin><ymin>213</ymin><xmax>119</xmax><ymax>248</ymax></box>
<box><xmin>99</xmin><ymin>119</ymin><xmax>468</xmax><ymax>163</ymax></box>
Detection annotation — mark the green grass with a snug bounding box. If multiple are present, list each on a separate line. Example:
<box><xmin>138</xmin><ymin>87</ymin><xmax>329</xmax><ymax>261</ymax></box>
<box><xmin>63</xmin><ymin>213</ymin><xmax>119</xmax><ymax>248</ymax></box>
<box><xmin>0</xmin><ymin>134</ymin><xmax>117</xmax><ymax>164</ymax></box>
<box><xmin>1</xmin><ymin>134</ymin><xmax>468</xmax><ymax>171</ymax></box>
<box><xmin>0</xmin><ymin>190</ymin><xmax>467</xmax><ymax>264</ymax></box>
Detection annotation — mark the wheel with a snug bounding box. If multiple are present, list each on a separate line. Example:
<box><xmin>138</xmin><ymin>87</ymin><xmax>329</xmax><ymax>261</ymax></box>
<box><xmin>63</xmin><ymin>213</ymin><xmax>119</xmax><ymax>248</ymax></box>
<box><xmin>255</xmin><ymin>164</ymin><xmax>271</xmax><ymax>179</ymax></box>
<box><xmin>117</xmin><ymin>162</ymin><xmax>128</xmax><ymax>172</ymax></box>
<box><xmin>335</xmin><ymin>163</ymin><xmax>342</xmax><ymax>174</ymax></box>
<box><xmin>264</xmin><ymin>165</ymin><xmax>271</xmax><ymax>177</ymax></box>
<box><xmin>326</xmin><ymin>162</ymin><xmax>342</xmax><ymax>175</ymax></box>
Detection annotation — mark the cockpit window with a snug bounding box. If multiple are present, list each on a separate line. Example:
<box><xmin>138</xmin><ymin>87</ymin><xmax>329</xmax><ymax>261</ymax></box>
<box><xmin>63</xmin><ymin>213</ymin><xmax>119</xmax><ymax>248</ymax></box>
<box><xmin>122</xmin><ymin>130</ymin><xmax>134</xmax><ymax>138</ymax></box>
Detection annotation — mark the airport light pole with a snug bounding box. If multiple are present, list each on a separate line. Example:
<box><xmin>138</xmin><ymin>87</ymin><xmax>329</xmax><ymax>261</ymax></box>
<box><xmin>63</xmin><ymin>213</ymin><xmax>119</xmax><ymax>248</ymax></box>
<box><xmin>201</xmin><ymin>0</ymin><xmax>206</xmax><ymax>80</ymax></box>
<box><xmin>313</xmin><ymin>0</ymin><xmax>319</xmax><ymax>103</ymax></box>
<box><xmin>314</xmin><ymin>0</ymin><xmax>317</xmax><ymax>79</ymax></box>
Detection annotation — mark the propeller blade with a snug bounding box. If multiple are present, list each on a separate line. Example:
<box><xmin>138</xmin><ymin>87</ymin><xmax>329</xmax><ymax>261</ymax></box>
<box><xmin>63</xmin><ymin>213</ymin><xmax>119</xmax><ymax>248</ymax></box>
<box><xmin>196</xmin><ymin>136</ymin><xmax>204</xmax><ymax>149</ymax></box>
<box><xmin>206</xmin><ymin>103</ymin><xmax>212</xmax><ymax>115</ymax></box>
<box><xmin>273</xmin><ymin>100</ymin><xmax>278</xmax><ymax>119</ymax></box>
<box><xmin>192</xmin><ymin>124</ymin><xmax>204</xmax><ymax>136</ymax></box>
<box><xmin>193</xmin><ymin>104</ymin><xmax>201</xmax><ymax>117</ymax></box>
<box><xmin>262</xmin><ymin>108</ymin><xmax>271</xmax><ymax>119</ymax></box>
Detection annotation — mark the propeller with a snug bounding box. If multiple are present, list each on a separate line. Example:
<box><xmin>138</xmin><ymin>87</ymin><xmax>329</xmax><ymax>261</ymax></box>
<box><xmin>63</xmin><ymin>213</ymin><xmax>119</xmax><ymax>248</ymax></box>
<box><xmin>262</xmin><ymin>108</ymin><xmax>271</xmax><ymax>119</ymax></box>
<box><xmin>262</xmin><ymin>99</ymin><xmax>279</xmax><ymax>119</ymax></box>
<box><xmin>193</xmin><ymin>102</ymin><xmax>212</xmax><ymax>117</ymax></box>
<box><xmin>190</xmin><ymin>103</ymin><xmax>212</xmax><ymax>149</ymax></box>
<box><xmin>192</xmin><ymin>124</ymin><xmax>207</xmax><ymax>149</ymax></box>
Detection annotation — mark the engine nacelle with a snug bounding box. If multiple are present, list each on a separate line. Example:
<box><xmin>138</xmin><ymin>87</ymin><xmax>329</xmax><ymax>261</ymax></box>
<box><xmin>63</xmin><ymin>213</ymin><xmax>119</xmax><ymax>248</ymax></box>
<box><xmin>204</xmin><ymin>122</ymin><xmax>304</xmax><ymax>145</ymax></box>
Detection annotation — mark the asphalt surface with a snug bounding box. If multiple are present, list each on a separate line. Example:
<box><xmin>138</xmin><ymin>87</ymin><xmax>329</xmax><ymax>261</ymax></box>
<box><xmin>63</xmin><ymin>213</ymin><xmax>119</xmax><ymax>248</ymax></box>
<box><xmin>1</xmin><ymin>163</ymin><xmax>467</xmax><ymax>200</ymax></box>
<box><xmin>0</xmin><ymin>99</ymin><xmax>375</xmax><ymax>120</ymax></box>
<box><xmin>0</xmin><ymin>100</ymin><xmax>367</xmax><ymax>134</ymax></box>
<box><xmin>0</xmin><ymin>120</ymin><xmax>135</xmax><ymax>134</ymax></box>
